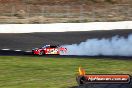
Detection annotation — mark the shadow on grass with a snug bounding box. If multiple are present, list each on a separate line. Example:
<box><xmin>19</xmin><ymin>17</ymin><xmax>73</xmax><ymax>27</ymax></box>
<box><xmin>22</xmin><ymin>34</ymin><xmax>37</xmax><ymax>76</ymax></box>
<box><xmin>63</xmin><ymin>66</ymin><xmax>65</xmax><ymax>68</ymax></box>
<box><xmin>69</xmin><ymin>86</ymin><xmax>78</xmax><ymax>88</ymax></box>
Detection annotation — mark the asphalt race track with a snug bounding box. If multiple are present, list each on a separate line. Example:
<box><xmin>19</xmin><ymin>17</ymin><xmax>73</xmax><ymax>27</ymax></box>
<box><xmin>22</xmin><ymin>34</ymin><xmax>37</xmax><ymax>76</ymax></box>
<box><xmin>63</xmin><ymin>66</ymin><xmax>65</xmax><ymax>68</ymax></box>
<box><xmin>1</xmin><ymin>29</ymin><xmax>132</xmax><ymax>59</ymax></box>
<box><xmin>1</xmin><ymin>49</ymin><xmax>132</xmax><ymax>61</ymax></box>
<box><xmin>0</xmin><ymin>29</ymin><xmax>132</xmax><ymax>51</ymax></box>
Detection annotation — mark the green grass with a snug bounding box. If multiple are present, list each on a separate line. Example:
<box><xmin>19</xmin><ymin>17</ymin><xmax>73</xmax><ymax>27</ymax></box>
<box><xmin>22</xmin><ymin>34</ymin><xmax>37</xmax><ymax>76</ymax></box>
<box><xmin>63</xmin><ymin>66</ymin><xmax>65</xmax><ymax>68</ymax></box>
<box><xmin>0</xmin><ymin>56</ymin><xmax>132</xmax><ymax>88</ymax></box>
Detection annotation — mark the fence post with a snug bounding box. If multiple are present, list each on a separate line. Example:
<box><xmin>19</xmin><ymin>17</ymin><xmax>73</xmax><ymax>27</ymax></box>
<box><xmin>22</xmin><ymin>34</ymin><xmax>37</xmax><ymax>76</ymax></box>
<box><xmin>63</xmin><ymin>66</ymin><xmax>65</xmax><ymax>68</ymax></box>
<box><xmin>66</xmin><ymin>5</ymin><xmax>70</xmax><ymax>22</ymax></box>
<box><xmin>26</xmin><ymin>5</ymin><xmax>30</xmax><ymax>23</ymax></box>
<box><xmin>79</xmin><ymin>5</ymin><xmax>84</xmax><ymax>22</ymax></box>
<box><xmin>41</xmin><ymin>6</ymin><xmax>45</xmax><ymax>23</ymax></box>
<box><xmin>11</xmin><ymin>5</ymin><xmax>15</xmax><ymax>17</ymax></box>
<box><xmin>10</xmin><ymin>5</ymin><xmax>16</xmax><ymax>23</ymax></box>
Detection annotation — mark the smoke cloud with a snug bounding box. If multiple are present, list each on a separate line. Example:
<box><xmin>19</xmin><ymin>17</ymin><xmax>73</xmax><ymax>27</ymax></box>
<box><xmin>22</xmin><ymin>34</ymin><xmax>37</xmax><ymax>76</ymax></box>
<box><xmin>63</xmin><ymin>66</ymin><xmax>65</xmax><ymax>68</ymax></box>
<box><xmin>61</xmin><ymin>35</ymin><xmax>132</xmax><ymax>56</ymax></box>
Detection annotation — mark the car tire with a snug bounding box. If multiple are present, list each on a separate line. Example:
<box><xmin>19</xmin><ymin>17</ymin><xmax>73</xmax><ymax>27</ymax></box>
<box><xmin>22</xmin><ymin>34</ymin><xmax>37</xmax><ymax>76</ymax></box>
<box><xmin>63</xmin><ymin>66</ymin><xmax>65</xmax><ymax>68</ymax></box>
<box><xmin>39</xmin><ymin>51</ymin><xmax>44</xmax><ymax>56</ymax></box>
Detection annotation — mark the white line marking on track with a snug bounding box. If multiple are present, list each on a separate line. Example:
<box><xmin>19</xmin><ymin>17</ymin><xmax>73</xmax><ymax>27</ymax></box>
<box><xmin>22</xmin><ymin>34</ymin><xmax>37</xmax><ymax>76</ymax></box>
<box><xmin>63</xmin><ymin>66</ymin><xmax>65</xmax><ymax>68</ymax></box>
<box><xmin>0</xmin><ymin>21</ymin><xmax>132</xmax><ymax>33</ymax></box>
<box><xmin>1</xmin><ymin>49</ymin><xmax>10</xmax><ymax>50</ymax></box>
<box><xmin>25</xmin><ymin>51</ymin><xmax>31</xmax><ymax>52</ymax></box>
<box><xmin>0</xmin><ymin>49</ymin><xmax>31</xmax><ymax>52</ymax></box>
<box><xmin>14</xmin><ymin>50</ymin><xmax>22</xmax><ymax>51</ymax></box>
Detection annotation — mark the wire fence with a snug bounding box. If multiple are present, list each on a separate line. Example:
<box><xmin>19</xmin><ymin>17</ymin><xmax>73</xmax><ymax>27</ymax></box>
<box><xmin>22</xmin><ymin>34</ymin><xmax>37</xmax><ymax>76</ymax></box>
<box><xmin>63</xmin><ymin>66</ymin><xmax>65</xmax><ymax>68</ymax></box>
<box><xmin>0</xmin><ymin>4</ymin><xmax>131</xmax><ymax>23</ymax></box>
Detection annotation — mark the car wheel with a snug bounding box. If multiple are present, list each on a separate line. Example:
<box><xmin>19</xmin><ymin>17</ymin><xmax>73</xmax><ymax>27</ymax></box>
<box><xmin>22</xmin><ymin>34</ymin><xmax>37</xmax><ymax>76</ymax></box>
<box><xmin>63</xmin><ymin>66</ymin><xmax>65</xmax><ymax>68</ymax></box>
<box><xmin>39</xmin><ymin>51</ymin><xmax>44</xmax><ymax>56</ymax></box>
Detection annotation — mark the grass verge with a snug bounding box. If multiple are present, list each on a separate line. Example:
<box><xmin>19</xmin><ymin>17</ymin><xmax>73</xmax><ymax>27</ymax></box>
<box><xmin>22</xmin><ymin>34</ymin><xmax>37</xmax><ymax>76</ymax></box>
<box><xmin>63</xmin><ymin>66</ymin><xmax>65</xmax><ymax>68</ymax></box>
<box><xmin>0</xmin><ymin>56</ymin><xmax>132</xmax><ymax>88</ymax></box>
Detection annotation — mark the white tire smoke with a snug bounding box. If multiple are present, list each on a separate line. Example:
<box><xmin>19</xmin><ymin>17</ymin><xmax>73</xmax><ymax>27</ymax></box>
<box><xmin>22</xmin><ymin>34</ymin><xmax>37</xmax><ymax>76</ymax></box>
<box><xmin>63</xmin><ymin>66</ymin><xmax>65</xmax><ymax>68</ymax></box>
<box><xmin>61</xmin><ymin>35</ymin><xmax>132</xmax><ymax>56</ymax></box>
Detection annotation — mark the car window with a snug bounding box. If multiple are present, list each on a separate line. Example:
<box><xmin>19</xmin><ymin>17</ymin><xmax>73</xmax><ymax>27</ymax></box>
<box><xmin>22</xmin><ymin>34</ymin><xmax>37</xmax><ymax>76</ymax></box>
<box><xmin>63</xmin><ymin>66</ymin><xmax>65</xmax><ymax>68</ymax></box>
<box><xmin>50</xmin><ymin>46</ymin><xmax>57</xmax><ymax>48</ymax></box>
<box><xmin>42</xmin><ymin>46</ymin><xmax>49</xmax><ymax>48</ymax></box>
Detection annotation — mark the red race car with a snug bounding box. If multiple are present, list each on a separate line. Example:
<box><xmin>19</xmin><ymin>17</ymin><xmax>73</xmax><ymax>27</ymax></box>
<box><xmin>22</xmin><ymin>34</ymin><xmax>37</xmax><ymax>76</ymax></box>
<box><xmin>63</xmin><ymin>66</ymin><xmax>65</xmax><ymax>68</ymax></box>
<box><xmin>32</xmin><ymin>45</ymin><xmax>67</xmax><ymax>55</ymax></box>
